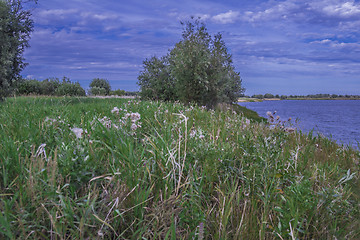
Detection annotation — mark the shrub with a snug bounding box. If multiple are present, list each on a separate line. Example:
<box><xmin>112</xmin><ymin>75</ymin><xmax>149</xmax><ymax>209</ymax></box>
<box><xmin>89</xmin><ymin>78</ymin><xmax>111</xmax><ymax>95</ymax></box>
<box><xmin>110</xmin><ymin>89</ymin><xmax>126</xmax><ymax>96</ymax></box>
<box><xmin>55</xmin><ymin>82</ymin><xmax>86</xmax><ymax>96</ymax></box>
<box><xmin>138</xmin><ymin>56</ymin><xmax>176</xmax><ymax>101</ymax></box>
<box><xmin>16</xmin><ymin>77</ymin><xmax>85</xmax><ymax>96</ymax></box>
<box><xmin>17</xmin><ymin>79</ymin><xmax>41</xmax><ymax>95</ymax></box>
<box><xmin>40</xmin><ymin>78</ymin><xmax>60</xmax><ymax>95</ymax></box>
<box><xmin>90</xmin><ymin>86</ymin><xmax>107</xmax><ymax>96</ymax></box>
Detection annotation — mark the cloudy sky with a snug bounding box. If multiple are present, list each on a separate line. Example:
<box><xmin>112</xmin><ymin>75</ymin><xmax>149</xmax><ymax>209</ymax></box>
<box><xmin>22</xmin><ymin>0</ymin><xmax>360</xmax><ymax>95</ymax></box>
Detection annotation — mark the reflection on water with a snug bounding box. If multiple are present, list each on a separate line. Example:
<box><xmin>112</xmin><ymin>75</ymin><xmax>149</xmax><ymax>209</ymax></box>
<box><xmin>238</xmin><ymin>100</ymin><xmax>360</xmax><ymax>148</ymax></box>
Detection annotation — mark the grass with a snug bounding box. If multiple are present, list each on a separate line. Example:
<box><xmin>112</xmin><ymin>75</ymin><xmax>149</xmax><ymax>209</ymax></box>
<box><xmin>0</xmin><ymin>96</ymin><xmax>359</xmax><ymax>239</ymax></box>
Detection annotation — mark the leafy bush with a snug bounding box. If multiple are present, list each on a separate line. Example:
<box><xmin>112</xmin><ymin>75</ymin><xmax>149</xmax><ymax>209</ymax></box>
<box><xmin>40</xmin><ymin>78</ymin><xmax>60</xmax><ymax>95</ymax></box>
<box><xmin>16</xmin><ymin>79</ymin><xmax>41</xmax><ymax>95</ymax></box>
<box><xmin>110</xmin><ymin>89</ymin><xmax>126</xmax><ymax>96</ymax></box>
<box><xmin>17</xmin><ymin>78</ymin><xmax>85</xmax><ymax>96</ymax></box>
<box><xmin>138</xmin><ymin>56</ymin><xmax>176</xmax><ymax>101</ymax></box>
<box><xmin>138</xmin><ymin>18</ymin><xmax>244</xmax><ymax>108</ymax></box>
<box><xmin>90</xmin><ymin>86</ymin><xmax>107</xmax><ymax>96</ymax></box>
<box><xmin>89</xmin><ymin>78</ymin><xmax>111</xmax><ymax>95</ymax></box>
<box><xmin>55</xmin><ymin>82</ymin><xmax>86</xmax><ymax>96</ymax></box>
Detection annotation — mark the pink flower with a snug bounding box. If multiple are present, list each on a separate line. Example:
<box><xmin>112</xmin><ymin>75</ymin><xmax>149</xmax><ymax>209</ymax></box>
<box><xmin>130</xmin><ymin>112</ymin><xmax>141</xmax><ymax>122</ymax></box>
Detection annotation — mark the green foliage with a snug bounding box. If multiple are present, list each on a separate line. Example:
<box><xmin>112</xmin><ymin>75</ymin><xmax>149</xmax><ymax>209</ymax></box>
<box><xmin>252</xmin><ymin>94</ymin><xmax>264</xmax><ymax>99</ymax></box>
<box><xmin>0</xmin><ymin>96</ymin><xmax>359</xmax><ymax>239</ymax></box>
<box><xmin>16</xmin><ymin>77</ymin><xmax>85</xmax><ymax>96</ymax></box>
<box><xmin>16</xmin><ymin>79</ymin><xmax>41</xmax><ymax>95</ymax></box>
<box><xmin>110</xmin><ymin>89</ymin><xmax>126</xmax><ymax>96</ymax></box>
<box><xmin>55</xmin><ymin>82</ymin><xmax>85</xmax><ymax>96</ymax></box>
<box><xmin>89</xmin><ymin>86</ymin><xmax>106</xmax><ymax>96</ymax></box>
<box><xmin>264</xmin><ymin>93</ymin><xmax>275</xmax><ymax>98</ymax></box>
<box><xmin>40</xmin><ymin>77</ymin><xmax>60</xmax><ymax>95</ymax></box>
<box><xmin>138</xmin><ymin>18</ymin><xmax>244</xmax><ymax>108</ymax></box>
<box><xmin>0</xmin><ymin>0</ymin><xmax>35</xmax><ymax>100</ymax></box>
<box><xmin>89</xmin><ymin>78</ymin><xmax>111</xmax><ymax>95</ymax></box>
<box><xmin>138</xmin><ymin>56</ymin><xmax>176</xmax><ymax>101</ymax></box>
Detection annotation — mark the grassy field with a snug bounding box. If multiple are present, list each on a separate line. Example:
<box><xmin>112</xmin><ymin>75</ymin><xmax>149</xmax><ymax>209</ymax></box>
<box><xmin>0</xmin><ymin>96</ymin><xmax>359</xmax><ymax>239</ymax></box>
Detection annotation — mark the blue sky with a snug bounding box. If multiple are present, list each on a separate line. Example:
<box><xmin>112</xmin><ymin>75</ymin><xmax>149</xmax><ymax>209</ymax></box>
<box><xmin>22</xmin><ymin>0</ymin><xmax>360</xmax><ymax>95</ymax></box>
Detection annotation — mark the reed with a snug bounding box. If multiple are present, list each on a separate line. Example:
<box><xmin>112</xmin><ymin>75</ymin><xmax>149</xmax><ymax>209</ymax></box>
<box><xmin>0</xmin><ymin>96</ymin><xmax>359</xmax><ymax>239</ymax></box>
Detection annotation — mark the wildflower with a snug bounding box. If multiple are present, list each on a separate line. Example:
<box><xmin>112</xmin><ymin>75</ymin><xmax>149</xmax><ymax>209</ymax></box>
<box><xmin>71</xmin><ymin>127</ymin><xmax>84</xmax><ymax>138</ymax></box>
<box><xmin>130</xmin><ymin>112</ymin><xmax>141</xmax><ymax>122</ymax></box>
<box><xmin>123</xmin><ymin>113</ymin><xmax>131</xmax><ymax>120</ymax></box>
<box><xmin>131</xmin><ymin>123</ymin><xmax>141</xmax><ymax>131</ymax></box>
<box><xmin>199</xmin><ymin>134</ymin><xmax>205</xmax><ymax>140</ymax></box>
<box><xmin>44</xmin><ymin>117</ymin><xmax>57</xmax><ymax>125</ymax></box>
<box><xmin>190</xmin><ymin>129</ymin><xmax>196</xmax><ymax>138</ymax></box>
<box><xmin>111</xmin><ymin>107</ymin><xmax>120</xmax><ymax>114</ymax></box>
<box><xmin>284</xmin><ymin>127</ymin><xmax>296</xmax><ymax>133</ymax></box>
<box><xmin>99</xmin><ymin>116</ymin><xmax>112</xmax><ymax>128</ymax></box>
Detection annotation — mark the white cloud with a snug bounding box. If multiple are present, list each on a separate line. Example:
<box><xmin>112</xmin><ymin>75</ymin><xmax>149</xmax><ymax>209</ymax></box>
<box><xmin>310</xmin><ymin>39</ymin><xmax>332</xmax><ymax>44</ymax></box>
<box><xmin>80</xmin><ymin>12</ymin><xmax>120</xmax><ymax>21</ymax></box>
<box><xmin>38</xmin><ymin>9</ymin><xmax>79</xmax><ymax>17</ymax></box>
<box><xmin>242</xmin><ymin>1</ymin><xmax>298</xmax><ymax>22</ymax></box>
<box><xmin>212</xmin><ymin>10</ymin><xmax>239</xmax><ymax>24</ymax></box>
<box><xmin>322</xmin><ymin>1</ymin><xmax>360</xmax><ymax>17</ymax></box>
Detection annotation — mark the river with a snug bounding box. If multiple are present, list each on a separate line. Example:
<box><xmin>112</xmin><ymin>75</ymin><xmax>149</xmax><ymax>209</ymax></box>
<box><xmin>238</xmin><ymin>100</ymin><xmax>360</xmax><ymax>149</ymax></box>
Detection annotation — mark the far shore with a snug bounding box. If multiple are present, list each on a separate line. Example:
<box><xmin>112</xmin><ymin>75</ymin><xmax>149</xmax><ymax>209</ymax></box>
<box><xmin>238</xmin><ymin>97</ymin><xmax>360</xmax><ymax>102</ymax></box>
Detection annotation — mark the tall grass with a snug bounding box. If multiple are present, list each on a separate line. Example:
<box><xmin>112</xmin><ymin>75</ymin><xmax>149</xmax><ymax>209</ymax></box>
<box><xmin>0</xmin><ymin>96</ymin><xmax>359</xmax><ymax>239</ymax></box>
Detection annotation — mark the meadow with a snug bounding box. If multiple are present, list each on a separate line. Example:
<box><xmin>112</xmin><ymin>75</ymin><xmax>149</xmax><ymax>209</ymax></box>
<box><xmin>0</xmin><ymin>96</ymin><xmax>359</xmax><ymax>239</ymax></box>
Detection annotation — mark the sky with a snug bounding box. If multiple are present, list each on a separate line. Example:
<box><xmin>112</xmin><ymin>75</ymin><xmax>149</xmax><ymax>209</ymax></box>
<box><xmin>22</xmin><ymin>0</ymin><xmax>360</xmax><ymax>95</ymax></box>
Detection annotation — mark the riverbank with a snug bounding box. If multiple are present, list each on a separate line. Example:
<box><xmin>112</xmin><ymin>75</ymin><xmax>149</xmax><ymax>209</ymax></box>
<box><xmin>238</xmin><ymin>99</ymin><xmax>360</xmax><ymax>149</ymax></box>
<box><xmin>1</xmin><ymin>97</ymin><xmax>359</xmax><ymax>239</ymax></box>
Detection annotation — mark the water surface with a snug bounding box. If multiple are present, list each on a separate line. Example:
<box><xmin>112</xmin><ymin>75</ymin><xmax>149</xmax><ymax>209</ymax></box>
<box><xmin>238</xmin><ymin>100</ymin><xmax>360</xmax><ymax>148</ymax></box>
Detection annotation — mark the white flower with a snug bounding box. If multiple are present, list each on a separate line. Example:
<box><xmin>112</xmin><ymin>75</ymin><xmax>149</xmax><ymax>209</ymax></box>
<box><xmin>71</xmin><ymin>127</ymin><xmax>84</xmax><ymax>138</ymax></box>
<box><xmin>44</xmin><ymin>117</ymin><xmax>57</xmax><ymax>124</ymax></box>
<box><xmin>266</xmin><ymin>111</ymin><xmax>273</xmax><ymax>117</ymax></box>
<box><xmin>111</xmin><ymin>107</ymin><xmax>120</xmax><ymax>114</ymax></box>
<box><xmin>190</xmin><ymin>129</ymin><xmax>196</xmax><ymax>138</ymax></box>
<box><xmin>199</xmin><ymin>134</ymin><xmax>205</xmax><ymax>140</ymax></box>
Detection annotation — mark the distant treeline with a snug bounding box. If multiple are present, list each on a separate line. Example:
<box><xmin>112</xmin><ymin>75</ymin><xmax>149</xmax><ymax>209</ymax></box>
<box><xmin>247</xmin><ymin>93</ymin><xmax>360</xmax><ymax>100</ymax></box>
<box><xmin>16</xmin><ymin>77</ymin><xmax>137</xmax><ymax>97</ymax></box>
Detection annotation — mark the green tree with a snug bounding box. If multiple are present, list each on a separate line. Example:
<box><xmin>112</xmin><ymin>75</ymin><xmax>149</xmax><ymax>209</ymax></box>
<box><xmin>138</xmin><ymin>56</ymin><xmax>176</xmax><ymax>101</ymax></box>
<box><xmin>16</xmin><ymin>78</ymin><xmax>40</xmax><ymax>95</ymax></box>
<box><xmin>264</xmin><ymin>93</ymin><xmax>274</xmax><ymax>98</ymax></box>
<box><xmin>89</xmin><ymin>78</ymin><xmax>111</xmax><ymax>95</ymax></box>
<box><xmin>0</xmin><ymin>0</ymin><xmax>35</xmax><ymax>99</ymax></box>
<box><xmin>110</xmin><ymin>89</ymin><xmax>126</xmax><ymax>96</ymax></box>
<box><xmin>138</xmin><ymin>18</ymin><xmax>244</xmax><ymax>108</ymax></box>
<box><xmin>40</xmin><ymin>77</ymin><xmax>60</xmax><ymax>95</ymax></box>
<box><xmin>55</xmin><ymin>81</ymin><xmax>85</xmax><ymax>96</ymax></box>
